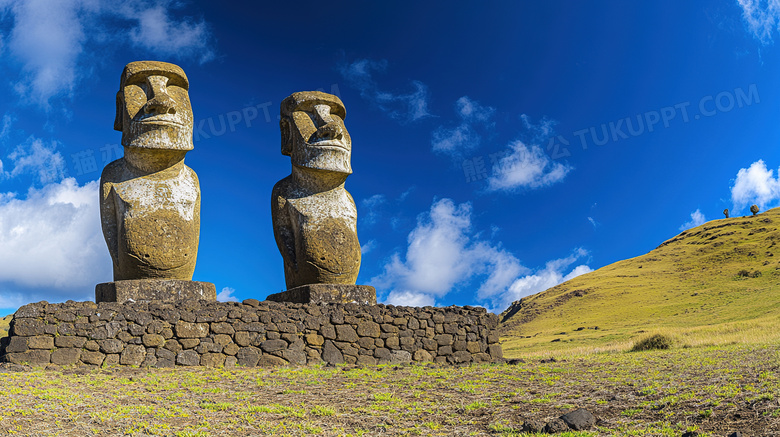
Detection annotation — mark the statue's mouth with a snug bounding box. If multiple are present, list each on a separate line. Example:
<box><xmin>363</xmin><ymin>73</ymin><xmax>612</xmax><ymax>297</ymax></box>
<box><xmin>308</xmin><ymin>139</ymin><xmax>348</xmax><ymax>151</ymax></box>
<box><xmin>134</xmin><ymin>114</ymin><xmax>186</xmax><ymax>128</ymax></box>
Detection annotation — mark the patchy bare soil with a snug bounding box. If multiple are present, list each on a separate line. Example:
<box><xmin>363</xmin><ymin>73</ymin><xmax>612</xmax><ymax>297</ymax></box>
<box><xmin>0</xmin><ymin>343</ymin><xmax>778</xmax><ymax>436</ymax></box>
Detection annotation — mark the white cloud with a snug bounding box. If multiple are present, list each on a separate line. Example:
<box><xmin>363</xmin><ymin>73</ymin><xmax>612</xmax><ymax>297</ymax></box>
<box><xmin>371</xmin><ymin>198</ymin><xmax>528</xmax><ymax>308</ymax></box>
<box><xmin>217</xmin><ymin>287</ymin><xmax>238</xmax><ymax>302</ymax></box>
<box><xmin>371</xmin><ymin>198</ymin><xmax>593</xmax><ymax>312</ymax></box>
<box><xmin>432</xmin><ymin>96</ymin><xmax>495</xmax><ymax>156</ymax></box>
<box><xmin>385</xmin><ymin>290</ymin><xmax>435</xmax><ymax>307</ymax></box>
<box><xmin>490</xmin><ymin>249</ymin><xmax>592</xmax><ymax>313</ymax></box>
<box><xmin>361</xmin><ymin>240</ymin><xmax>377</xmax><ymax>254</ymax></box>
<box><xmin>730</xmin><ymin>159</ymin><xmax>780</xmax><ymax>213</ymax></box>
<box><xmin>679</xmin><ymin>209</ymin><xmax>706</xmax><ymax>231</ymax></box>
<box><xmin>737</xmin><ymin>0</ymin><xmax>780</xmax><ymax>44</ymax></box>
<box><xmin>0</xmin><ymin>178</ymin><xmax>111</xmax><ymax>296</ymax></box>
<box><xmin>125</xmin><ymin>4</ymin><xmax>214</xmax><ymax>64</ymax></box>
<box><xmin>486</xmin><ymin>140</ymin><xmax>572</xmax><ymax>191</ymax></box>
<box><xmin>1</xmin><ymin>0</ymin><xmax>215</xmax><ymax>107</ymax></box>
<box><xmin>3</xmin><ymin>0</ymin><xmax>92</xmax><ymax>106</ymax></box>
<box><xmin>6</xmin><ymin>137</ymin><xmax>67</xmax><ymax>184</ymax></box>
<box><xmin>587</xmin><ymin>217</ymin><xmax>598</xmax><ymax>228</ymax></box>
<box><xmin>339</xmin><ymin>59</ymin><xmax>430</xmax><ymax>122</ymax></box>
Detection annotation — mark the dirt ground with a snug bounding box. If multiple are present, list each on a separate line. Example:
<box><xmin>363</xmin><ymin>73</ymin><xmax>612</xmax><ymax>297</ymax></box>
<box><xmin>0</xmin><ymin>343</ymin><xmax>777</xmax><ymax>436</ymax></box>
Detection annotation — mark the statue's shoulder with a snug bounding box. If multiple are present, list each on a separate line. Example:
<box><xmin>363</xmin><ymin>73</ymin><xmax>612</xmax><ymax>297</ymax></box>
<box><xmin>100</xmin><ymin>158</ymin><xmax>126</xmax><ymax>184</ymax></box>
<box><xmin>271</xmin><ymin>176</ymin><xmax>294</xmax><ymax>212</ymax></box>
<box><xmin>182</xmin><ymin>163</ymin><xmax>200</xmax><ymax>183</ymax></box>
<box><xmin>272</xmin><ymin>176</ymin><xmax>294</xmax><ymax>198</ymax></box>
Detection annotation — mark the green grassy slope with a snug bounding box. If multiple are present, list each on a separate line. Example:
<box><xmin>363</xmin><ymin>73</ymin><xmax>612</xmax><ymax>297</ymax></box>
<box><xmin>0</xmin><ymin>315</ymin><xmax>11</xmax><ymax>338</ymax></box>
<box><xmin>500</xmin><ymin>208</ymin><xmax>780</xmax><ymax>357</ymax></box>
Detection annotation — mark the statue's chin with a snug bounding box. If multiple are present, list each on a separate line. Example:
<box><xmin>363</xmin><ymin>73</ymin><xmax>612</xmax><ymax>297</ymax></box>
<box><xmin>293</xmin><ymin>146</ymin><xmax>352</xmax><ymax>174</ymax></box>
<box><xmin>123</xmin><ymin>123</ymin><xmax>194</xmax><ymax>151</ymax></box>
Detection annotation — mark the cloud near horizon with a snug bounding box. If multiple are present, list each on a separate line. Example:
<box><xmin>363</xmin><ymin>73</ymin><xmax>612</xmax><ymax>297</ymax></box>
<box><xmin>339</xmin><ymin>58</ymin><xmax>431</xmax><ymax>122</ymax></box>
<box><xmin>0</xmin><ymin>177</ymin><xmax>112</xmax><ymax>305</ymax></box>
<box><xmin>679</xmin><ymin>209</ymin><xmax>706</xmax><ymax>231</ymax></box>
<box><xmin>371</xmin><ymin>198</ymin><xmax>591</xmax><ymax>312</ymax></box>
<box><xmin>0</xmin><ymin>0</ymin><xmax>215</xmax><ymax>107</ymax></box>
<box><xmin>730</xmin><ymin>159</ymin><xmax>780</xmax><ymax>213</ymax></box>
<box><xmin>217</xmin><ymin>287</ymin><xmax>239</xmax><ymax>302</ymax></box>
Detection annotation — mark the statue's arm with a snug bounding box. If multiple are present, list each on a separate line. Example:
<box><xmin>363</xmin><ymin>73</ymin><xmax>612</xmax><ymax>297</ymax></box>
<box><xmin>345</xmin><ymin>190</ymin><xmax>358</xmax><ymax>232</ymax></box>
<box><xmin>271</xmin><ymin>182</ymin><xmax>296</xmax><ymax>268</ymax></box>
<box><xmin>99</xmin><ymin>168</ymin><xmax>119</xmax><ymax>267</ymax></box>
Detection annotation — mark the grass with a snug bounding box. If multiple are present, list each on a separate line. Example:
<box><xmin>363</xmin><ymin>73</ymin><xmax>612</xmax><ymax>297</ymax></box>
<box><xmin>0</xmin><ymin>343</ymin><xmax>777</xmax><ymax>435</ymax></box>
<box><xmin>500</xmin><ymin>207</ymin><xmax>780</xmax><ymax>357</ymax></box>
<box><xmin>0</xmin><ymin>315</ymin><xmax>11</xmax><ymax>338</ymax></box>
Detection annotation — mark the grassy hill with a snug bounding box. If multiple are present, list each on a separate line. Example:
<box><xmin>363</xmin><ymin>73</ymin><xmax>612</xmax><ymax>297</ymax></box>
<box><xmin>0</xmin><ymin>315</ymin><xmax>11</xmax><ymax>338</ymax></box>
<box><xmin>500</xmin><ymin>207</ymin><xmax>780</xmax><ymax>357</ymax></box>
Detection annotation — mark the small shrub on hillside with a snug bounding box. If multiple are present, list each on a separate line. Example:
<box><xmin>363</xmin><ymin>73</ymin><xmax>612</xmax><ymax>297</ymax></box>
<box><xmin>631</xmin><ymin>334</ymin><xmax>673</xmax><ymax>352</ymax></box>
<box><xmin>736</xmin><ymin>269</ymin><xmax>761</xmax><ymax>279</ymax></box>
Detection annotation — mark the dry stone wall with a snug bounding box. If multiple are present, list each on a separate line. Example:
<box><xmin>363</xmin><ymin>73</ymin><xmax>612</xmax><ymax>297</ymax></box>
<box><xmin>0</xmin><ymin>300</ymin><xmax>502</xmax><ymax>368</ymax></box>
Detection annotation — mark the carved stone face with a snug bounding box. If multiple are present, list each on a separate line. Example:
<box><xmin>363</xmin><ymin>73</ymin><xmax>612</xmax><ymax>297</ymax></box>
<box><xmin>282</xmin><ymin>93</ymin><xmax>352</xmax><ymax>174</ymax></box>
<box><xmin>115</xmin><ymin>61</ymin><xmax>194</xmax><ymax>151</ymax></box>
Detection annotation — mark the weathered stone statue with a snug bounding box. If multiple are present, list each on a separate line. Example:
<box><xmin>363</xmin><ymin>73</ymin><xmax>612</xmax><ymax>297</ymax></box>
<box><xmin>269</xmin><ymin>91</ymin><xmax>375</xmax><ymax>304</ymax></box>
<box><xmin>96</xmin><ymin>61</ymin><xmax>215</xmax><ymax>303</ymax></box>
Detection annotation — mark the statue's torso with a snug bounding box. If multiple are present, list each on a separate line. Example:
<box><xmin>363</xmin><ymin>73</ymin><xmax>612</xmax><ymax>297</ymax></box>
<box><xmin>278</xmin><ymin>187</ymin><xmax>361</xmax><ymax>287</ymax></box>
<box><xmin>108</xmin><ymin>163</ymin><xmax>200</xmax><ymax>279</ymax></box>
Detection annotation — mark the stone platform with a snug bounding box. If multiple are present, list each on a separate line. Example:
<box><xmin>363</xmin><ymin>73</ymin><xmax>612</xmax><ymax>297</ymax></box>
<box><xmin>266</xmin><ymin>284</ymin><xmax>376</xmax><ymax>305</ymax></box>
<box><xmin>95</xmin><ymin>280</ymin><xmax>216</xmax><ymax>304</ymax></box>
<box><xmin>0</xmin><ymin>300</ymin><xmax>502</xmax><ymax>368</ymax></box>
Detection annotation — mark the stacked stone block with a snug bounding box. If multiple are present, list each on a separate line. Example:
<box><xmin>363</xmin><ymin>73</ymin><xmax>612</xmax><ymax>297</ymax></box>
<box><xmin>0</xmin><ymin>300</ymin><xmax>502</xmax><ymax>368</ymax></box>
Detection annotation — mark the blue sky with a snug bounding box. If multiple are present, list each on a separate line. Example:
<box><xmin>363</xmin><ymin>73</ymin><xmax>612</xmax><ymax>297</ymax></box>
<box><xmin>1</xmin><ymin>1</ymin><xmax>779</xmax><ymax>315</ymax></box>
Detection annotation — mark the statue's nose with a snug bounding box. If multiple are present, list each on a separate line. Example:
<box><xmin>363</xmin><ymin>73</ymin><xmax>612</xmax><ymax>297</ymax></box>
<box><xmin>143</xmin><ymin>76</ymin><xmax>177</xmax><ymax>116</ymax></box>
<box><xmin>144</xmin><ymin>94</ymin><xmax>177</xmax><ymax>115</ymax></box>
<box><xmin>313</xmin><ymin>122</ymin><xmax>343</xmax><ymax>141</ymax></box>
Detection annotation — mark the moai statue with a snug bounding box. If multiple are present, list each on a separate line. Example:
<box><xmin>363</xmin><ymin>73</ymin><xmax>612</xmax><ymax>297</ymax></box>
<box><xmin>723</xmin><ymin>209</ymin><xmax>729</xmax><ymax>219</ymax></box>
<box><xmin>96</xmin><ymin>61</ymin><xmax>215</xmax><ymax>303</ymax></box>
<box><xmin>268</xmin><ymin>91</ymin><xmax>375</xmax><ymax>304</ymax></box>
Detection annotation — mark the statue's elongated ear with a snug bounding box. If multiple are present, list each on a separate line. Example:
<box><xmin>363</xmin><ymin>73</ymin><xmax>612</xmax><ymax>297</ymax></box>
<box><xmin>280</xmin><ymin>118</ymin><xmax>292</xmax><ymax>156</ymax></box>
<box><xmin>114</xmin><ymin>91</ymin><xmax>124</xmax><ymax>132</ymax></box>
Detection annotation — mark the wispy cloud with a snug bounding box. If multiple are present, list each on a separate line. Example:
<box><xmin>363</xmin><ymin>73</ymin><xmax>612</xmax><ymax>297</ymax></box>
<box><xmin>339</xmin><ymin>58</ymin><xmax>430</xmax><ymax>122</ymax></box>
<box><xmin>587</xmin><ymin>217</ymin><xmax>598</xmax><ymax>228</ymax></box>
<box><xmin>361</xmin><ymin>240</ymin><xmax>377</xmax><ymax>254</ymax></box>
<box><xmin>730</xmin><ymin>159</ymin><xmax>780</xmax><ymax>213</ymax></box>
<box><xmin>5</xmin><ymin>136</ymin><xmax>67</xmax><ymax>184</ymax></box>
<box><xmin>519</xmin><ymin>114</ymin><xmax>557</xmax><ymax>144</ymax></box>
<box><xmin>737</xmin><ymin>0</ymin><xmax>780</xmax><ymax>44</ymax></box>
<box><xmin>432</xmin><ymin>96</ymin><xmax>495</xmax><ymax>157</ymax></box>
<box><xmin>123</xmin><ymin>4</ymin><xmax>214</xmax><ymax>64</ymax></box>
<box><xmin>0</xmin><ymin>178</ymin><xmax>111</xmax><ymax>296</ymax></box>
<box><xmin>0</xmin><ymin>114</ymin><xmax>13</xmax><ymax>141</ymax></box>
<box><xmin>360</xmin><ymin>194</ymin><xmax>387</xmax><ymax>226</ymax></box>
<box><xmin>486</xmin><ymin>140</ymin><xmax>572</xmax><ymax>191</ymax></box>
<box><xmin>679</xmin><ymin>209</ymin><xmax>706</xmax><ymax>231</ymax></box>
<box><xmin>217</xmin><ymin>287</ymin><xmax>239</xmax><ymax>302</ymax></box>
<box><xmin>488</xmin><ymin>249</ymin><xmax>592</xmax><ymax>313</ymax></box>
<box><xmin>0</xmin><ymin>0</ymin><xmax>215</xmax><ymax>107</ymax></box>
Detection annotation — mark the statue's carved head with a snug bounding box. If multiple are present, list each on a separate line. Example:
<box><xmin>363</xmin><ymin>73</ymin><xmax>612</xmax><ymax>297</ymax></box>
<box><xmin>280</xmin><ymin>91</ymin><xmax>352</xmax><ymax>174</ymax></box>
<box><xmin>115</xmin><ymin>61</ymin><xmax>194</xmax><ymax>151</ymax></box>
